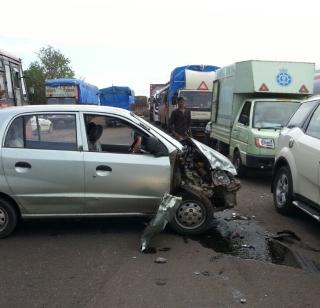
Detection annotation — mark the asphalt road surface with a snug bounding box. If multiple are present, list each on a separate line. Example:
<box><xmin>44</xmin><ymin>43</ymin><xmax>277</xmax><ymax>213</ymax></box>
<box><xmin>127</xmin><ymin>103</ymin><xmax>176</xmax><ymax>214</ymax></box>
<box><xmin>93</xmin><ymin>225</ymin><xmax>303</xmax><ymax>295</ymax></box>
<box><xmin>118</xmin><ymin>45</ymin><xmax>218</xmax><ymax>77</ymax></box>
<box><xmin>0</xmin><ymin>169</ymin><xmax>319</xmax><ymax>308</ymax></box>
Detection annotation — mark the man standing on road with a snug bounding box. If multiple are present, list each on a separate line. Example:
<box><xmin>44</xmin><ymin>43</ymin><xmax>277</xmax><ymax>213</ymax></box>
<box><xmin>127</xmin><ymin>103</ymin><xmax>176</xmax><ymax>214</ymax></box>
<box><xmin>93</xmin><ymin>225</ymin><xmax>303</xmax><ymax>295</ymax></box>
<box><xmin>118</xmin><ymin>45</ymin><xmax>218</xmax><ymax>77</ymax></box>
<box><xmin>169</xmin><ymin>96</ymin><xmax>192</xmax><ymax>140</ymax></box>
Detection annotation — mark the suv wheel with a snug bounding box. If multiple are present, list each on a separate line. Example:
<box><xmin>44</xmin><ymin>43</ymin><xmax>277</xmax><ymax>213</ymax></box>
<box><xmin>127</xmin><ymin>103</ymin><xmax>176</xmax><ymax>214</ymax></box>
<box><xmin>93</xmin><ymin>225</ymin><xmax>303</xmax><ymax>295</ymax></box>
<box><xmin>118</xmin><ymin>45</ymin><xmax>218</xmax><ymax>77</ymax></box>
<box><xmin>273</xmin><ymin>166</ymin><xmax>293</xmax><ymax>214</ymax></box>
<box><xmin>0</xmin><ymin>199</ymin><xmax>18</xmax><ymax>238</ymax></box>
<box><xmin>170</xmin><ymin>191</ymin><xmax>213</xmax><ymax>235</ymax></box>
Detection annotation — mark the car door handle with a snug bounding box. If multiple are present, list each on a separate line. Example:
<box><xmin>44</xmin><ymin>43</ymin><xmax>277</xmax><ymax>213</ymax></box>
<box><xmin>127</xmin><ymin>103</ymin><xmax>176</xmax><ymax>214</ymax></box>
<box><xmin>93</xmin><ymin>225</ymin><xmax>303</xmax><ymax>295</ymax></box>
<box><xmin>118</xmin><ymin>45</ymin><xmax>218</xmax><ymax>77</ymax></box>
<box><xmin>15</xmin><ymin>162</ymin><xmax>31</xmax><ymax>169</ymax></box>
<box><xmin>96</xmin><ymin>165</ymin><xmax>112</xmax><ymax>172</ymax></box>
<box><xmin>15</xmin><ymin>161</ymin><xmax>31</xmax><ymax>173</ymax></box>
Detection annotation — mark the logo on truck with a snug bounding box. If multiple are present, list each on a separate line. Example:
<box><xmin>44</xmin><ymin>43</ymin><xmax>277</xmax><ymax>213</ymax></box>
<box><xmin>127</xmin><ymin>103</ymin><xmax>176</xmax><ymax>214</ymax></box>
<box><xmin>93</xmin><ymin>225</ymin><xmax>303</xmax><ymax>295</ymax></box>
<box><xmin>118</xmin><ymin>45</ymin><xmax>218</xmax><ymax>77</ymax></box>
<box><xmin>276</xmin><ymin>69</ymin><xmax>292</xmax><ymax>86</ymax></box>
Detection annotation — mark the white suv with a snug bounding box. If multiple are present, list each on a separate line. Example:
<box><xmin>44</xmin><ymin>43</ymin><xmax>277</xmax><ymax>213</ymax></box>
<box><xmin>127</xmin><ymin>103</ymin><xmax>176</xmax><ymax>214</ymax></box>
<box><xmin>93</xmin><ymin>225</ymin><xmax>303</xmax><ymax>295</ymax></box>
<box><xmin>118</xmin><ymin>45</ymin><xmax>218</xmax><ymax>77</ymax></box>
<box><xmin>272</xmin><ymin>96</ymin><xmax>320</xmax><ymax>221</ymax></box>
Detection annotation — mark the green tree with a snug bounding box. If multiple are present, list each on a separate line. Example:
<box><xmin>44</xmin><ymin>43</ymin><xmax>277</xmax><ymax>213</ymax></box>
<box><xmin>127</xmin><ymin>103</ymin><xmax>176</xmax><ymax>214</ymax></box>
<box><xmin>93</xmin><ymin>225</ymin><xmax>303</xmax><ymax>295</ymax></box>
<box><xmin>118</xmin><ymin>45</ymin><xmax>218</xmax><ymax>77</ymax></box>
<box><xmin>24</xmin><ymin>62</ymin><xmax>46</xmax><ymax>104</ymax></box>
<box><xmin>24</xmin><ymin>45</ymin><xmax>75</xmax><ymax>104</ymax></box>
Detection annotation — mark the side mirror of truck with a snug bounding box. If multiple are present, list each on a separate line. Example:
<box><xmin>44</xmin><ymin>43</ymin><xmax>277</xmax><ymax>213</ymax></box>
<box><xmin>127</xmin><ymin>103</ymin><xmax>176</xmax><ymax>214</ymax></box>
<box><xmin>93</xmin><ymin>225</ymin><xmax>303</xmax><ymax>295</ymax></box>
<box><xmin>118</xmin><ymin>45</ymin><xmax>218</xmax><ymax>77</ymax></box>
<box><xmin>146</xmin><ymin>136</ymin><xmax>168</xmax><ymax>157</ymax></box>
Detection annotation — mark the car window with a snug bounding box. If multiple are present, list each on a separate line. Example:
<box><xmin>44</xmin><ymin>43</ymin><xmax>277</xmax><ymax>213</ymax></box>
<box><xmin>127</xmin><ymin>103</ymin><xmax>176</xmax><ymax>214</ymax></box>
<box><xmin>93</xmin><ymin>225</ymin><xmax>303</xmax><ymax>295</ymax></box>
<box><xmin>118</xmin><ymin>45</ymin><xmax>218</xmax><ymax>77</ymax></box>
<box><xmin>238</xmin><ymin>101</ymin><xmax>251</xmax><ymax>126</ymax></box>
<box><xmin>84</xmin><ymin>114</ymin><xmax>148</xmax><ymax>153</ymax></box>
<box><xmin>4</xmin><ymin>117</ymin><xmax>24</xmax><ymax>148</ymax></box>
<box><xmin>287</xmin><ymin>100</ymin><xmax>319</xmax><ymax>128</ymax></box>
<box><xmin>305</xmin><ymin>105</ymin><xmax>320</xmax><ymax>139</ymax></box>
<box><xmin>4</xmin><ymin>114</ymin><xmax>78</xmax><ymax>151</ymax></box>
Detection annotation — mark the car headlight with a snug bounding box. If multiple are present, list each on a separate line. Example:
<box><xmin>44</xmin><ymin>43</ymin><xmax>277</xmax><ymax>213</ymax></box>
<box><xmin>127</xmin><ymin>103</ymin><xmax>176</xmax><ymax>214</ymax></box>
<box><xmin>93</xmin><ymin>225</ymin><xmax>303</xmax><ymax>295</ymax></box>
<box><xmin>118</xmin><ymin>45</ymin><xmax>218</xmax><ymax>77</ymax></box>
<box><xmin>255</xmin><ymin>137</ymin><xmax>274</xmax><ymax>149</ymax></box>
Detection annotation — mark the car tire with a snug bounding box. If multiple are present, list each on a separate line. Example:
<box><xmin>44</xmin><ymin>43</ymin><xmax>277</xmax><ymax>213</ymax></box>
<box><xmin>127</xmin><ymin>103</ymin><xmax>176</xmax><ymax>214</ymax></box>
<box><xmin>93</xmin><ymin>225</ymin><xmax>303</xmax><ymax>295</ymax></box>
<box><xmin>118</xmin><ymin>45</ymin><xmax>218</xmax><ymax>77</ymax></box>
<box><xmin>273</xmin><ymin>166</ymin><xmax>294</xmax><ymax>215</ymax></box>
<box><xmin>0</xmin><ymin>198</ymin><xmax>18</xmax><ymax>239</ymax></box>
<box><xmin>170</xmin><ymin>191</ymin><xmax>213</xmax><ymax>235</ymax></box>
<box><xmin>233</xmin><ymin>150</ymin><xmax>246</xmax><ymax>177</ymax></box>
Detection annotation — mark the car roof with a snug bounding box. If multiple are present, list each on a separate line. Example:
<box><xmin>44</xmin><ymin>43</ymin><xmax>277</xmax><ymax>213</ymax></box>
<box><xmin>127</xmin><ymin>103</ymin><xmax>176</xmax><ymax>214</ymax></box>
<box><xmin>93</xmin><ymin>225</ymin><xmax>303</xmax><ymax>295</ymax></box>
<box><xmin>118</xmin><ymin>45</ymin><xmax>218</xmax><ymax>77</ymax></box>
<box><xmin>0</xmin><ymin>104</ymin><xmax>132</xmax><ymax>117</ymax></box>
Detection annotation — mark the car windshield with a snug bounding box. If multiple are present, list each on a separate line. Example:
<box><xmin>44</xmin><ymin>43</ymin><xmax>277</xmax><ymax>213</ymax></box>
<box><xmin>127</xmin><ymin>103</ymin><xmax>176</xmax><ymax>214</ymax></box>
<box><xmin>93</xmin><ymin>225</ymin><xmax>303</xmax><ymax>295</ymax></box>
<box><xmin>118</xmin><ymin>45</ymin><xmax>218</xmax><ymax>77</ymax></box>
<box><xmin>179</xmin><ymin>91</ymin><xmax>212</xmax><ymax>109</ymax></box>
<box><xmin>253</xmin><ymin>101</ymin><xmax>300</xmax><ymax>129</ymax></box>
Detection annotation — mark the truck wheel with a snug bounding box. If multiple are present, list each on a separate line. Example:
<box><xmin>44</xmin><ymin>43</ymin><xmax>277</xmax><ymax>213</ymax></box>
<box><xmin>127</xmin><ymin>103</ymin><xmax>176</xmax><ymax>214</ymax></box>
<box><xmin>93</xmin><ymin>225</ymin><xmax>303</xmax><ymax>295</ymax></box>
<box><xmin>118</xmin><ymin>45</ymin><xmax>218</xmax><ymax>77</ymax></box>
<box><xmin>0</xmin><ymin>198</ymin><xmax>18</xmax><ymax>239</ymax></box>
<box><xmin>170</xmin><ymin>191</ymin><xmax>213</xmax><ymax>235</ymax></box>
<box><xmin>233</xmin><ymin>150</ymin><xmax>246</xmax><ymax>177</ymax></box>
<box><xmin>273</xmin><ymin>166</ymin><xmax>294</xmax><ymax>215</ymax></box>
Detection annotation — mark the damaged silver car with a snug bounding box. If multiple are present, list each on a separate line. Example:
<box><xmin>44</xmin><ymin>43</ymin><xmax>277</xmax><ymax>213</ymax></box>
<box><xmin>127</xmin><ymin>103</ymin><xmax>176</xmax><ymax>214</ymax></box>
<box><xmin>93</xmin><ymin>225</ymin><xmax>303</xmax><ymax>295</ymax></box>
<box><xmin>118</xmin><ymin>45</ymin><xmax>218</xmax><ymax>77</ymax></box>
<box><xmin>0</xmin><ymin>105</ymin><xmax>240</xmax><ymax>238</ymax></box>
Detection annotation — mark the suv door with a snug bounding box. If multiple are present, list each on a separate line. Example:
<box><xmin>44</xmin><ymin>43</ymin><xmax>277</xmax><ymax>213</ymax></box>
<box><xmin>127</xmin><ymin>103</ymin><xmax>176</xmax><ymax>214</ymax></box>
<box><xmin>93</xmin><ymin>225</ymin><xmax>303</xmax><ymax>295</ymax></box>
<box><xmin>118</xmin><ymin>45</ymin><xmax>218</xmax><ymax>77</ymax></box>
<box><xmin>81</xmin><ymin>113</ymin><xmax>171</xmax><ymax>214</ymax></box>
<box><xmin>294</xmin><ymin>105</ymin><xmax>320</xmax><ymax>204</ymax></box>
<box><xmin>2</xmin><ymin>113</ymin><xmax>85</xmax><ymax>215</ymax></box>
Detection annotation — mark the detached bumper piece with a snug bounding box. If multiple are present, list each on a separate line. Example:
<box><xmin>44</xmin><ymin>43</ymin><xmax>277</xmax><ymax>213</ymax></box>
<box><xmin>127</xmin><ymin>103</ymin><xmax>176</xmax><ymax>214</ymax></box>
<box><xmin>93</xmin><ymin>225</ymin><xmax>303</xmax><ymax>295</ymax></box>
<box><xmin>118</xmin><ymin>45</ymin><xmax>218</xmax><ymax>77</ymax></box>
<box><xmin>140</xmin><ymin>193</ymin><xmax>182</xmax><ymax>252</ymax></box>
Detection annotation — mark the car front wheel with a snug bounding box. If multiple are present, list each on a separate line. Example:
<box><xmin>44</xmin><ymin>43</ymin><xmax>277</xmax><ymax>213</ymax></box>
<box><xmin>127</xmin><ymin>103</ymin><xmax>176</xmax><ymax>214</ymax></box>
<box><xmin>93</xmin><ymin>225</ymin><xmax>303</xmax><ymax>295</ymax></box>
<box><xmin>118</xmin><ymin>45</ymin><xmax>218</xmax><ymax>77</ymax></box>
<box><xmin>0</xmin><ymin>199</ymin><xmax>18</xmax><ymax>238</ymax></box>
<box><xmin>273</xmin><ymin>166</ymin><xmax>293</xmax><ymax>214</ymax></box>
<box><xmin>170</xmin><ymin>191</ymin><xmax>213</xmax><ymax>235</ymax></box>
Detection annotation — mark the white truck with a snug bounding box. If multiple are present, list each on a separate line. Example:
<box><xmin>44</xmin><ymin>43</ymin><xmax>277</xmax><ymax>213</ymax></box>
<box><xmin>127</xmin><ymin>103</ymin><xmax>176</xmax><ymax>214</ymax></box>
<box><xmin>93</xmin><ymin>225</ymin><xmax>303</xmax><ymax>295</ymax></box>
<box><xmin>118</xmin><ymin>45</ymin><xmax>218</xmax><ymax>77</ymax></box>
<box><xmin>210</xmin><ymin>60</ymin><xmax>315</xmax><ymax>175</ymax></box>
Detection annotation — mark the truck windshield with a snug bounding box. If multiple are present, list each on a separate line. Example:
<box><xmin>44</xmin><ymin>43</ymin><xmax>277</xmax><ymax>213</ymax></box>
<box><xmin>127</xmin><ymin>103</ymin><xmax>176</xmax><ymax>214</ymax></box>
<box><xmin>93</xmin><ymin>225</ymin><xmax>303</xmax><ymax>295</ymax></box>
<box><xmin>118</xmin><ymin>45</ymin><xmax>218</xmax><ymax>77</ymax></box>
<box><xmin>179</xmin><ymin>91</ymin><xmax>212</xmax><ymax>109</ymax></box>
<box><xmin>47</xmin><ymin>97</ymin><xmax>77</xmax><ymax>104</ymax></box>
<box><xmin>253</xmin><ymin>101</ymin><xmax>300</xmax><ymax>129</ymax></box>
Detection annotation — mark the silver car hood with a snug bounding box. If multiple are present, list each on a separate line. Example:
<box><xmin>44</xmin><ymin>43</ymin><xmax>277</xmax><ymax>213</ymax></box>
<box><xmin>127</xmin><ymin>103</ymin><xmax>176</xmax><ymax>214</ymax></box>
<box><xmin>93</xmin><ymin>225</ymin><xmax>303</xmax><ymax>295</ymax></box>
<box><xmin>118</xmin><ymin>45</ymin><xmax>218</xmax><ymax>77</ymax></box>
<box><xmin>190</xmin><ymin>138</ymin><xmax>237</xmax><ymax>176</ymax></box>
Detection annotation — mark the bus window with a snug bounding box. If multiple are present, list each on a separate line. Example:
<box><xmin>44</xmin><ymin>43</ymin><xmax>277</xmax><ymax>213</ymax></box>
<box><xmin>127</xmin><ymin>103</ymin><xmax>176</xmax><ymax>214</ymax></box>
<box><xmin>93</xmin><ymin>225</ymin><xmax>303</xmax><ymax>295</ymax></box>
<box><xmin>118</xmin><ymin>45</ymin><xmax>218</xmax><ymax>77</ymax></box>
<box><xmin>5</xmin><ymin>65</ymin><xmax>13</xmax><ymax>99</ymax></box>
<box><xmin>20</xmin><ymin>67</ymin><xmax>27</xmax><ymax>96</ymax></box>
<box><xmin>0</xmin><ymin>72</ymin><xmax>5</xmax><ymax>99</ymax></box>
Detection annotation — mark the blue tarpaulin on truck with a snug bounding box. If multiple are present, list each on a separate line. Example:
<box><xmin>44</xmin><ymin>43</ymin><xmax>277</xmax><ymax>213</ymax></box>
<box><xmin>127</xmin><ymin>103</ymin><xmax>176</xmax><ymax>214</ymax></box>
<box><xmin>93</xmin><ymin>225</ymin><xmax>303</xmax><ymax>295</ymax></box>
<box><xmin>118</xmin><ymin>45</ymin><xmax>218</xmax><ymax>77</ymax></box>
<box><xmin>45</xmin><ymin>79</ymin><xmax>99</xmax><ymax>105</ymax></box>
<box><xmin>168</xmin><ymin>65</ymin><xmax>220</xmax><ymax>104</ymax></box>
<box><xmin>99</xmin><ymin>86</ymin><xmax>135</xmax><ymax>110</ymax></box>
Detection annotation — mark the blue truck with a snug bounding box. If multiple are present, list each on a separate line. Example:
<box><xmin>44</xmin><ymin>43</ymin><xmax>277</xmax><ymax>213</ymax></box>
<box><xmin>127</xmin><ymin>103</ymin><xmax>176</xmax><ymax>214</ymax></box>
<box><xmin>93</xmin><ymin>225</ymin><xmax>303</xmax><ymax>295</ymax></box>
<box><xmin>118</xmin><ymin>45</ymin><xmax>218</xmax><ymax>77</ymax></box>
<box><xmin>158</xmin><ymin>65</ymin><xmax>220</xmax><ymax>137</ymax></box>
<box><xmin>99</xmin><ymin>86</ymin><xmax>135</xmax><ymax>110</ymax></box>
<box><xmin>45</xmin><ymin>78</ymin><xmax>100</xmax><ymax>105</ymax></box>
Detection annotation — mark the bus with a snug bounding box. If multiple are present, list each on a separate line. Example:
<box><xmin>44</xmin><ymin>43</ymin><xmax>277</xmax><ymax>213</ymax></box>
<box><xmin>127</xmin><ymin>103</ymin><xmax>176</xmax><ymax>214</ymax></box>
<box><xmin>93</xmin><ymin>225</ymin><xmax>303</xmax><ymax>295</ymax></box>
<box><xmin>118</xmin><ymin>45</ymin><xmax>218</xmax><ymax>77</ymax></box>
<box><xmin>0</xmin><ymin>49</ymin><xmax>29</xmax><ymax>108</ymax></box>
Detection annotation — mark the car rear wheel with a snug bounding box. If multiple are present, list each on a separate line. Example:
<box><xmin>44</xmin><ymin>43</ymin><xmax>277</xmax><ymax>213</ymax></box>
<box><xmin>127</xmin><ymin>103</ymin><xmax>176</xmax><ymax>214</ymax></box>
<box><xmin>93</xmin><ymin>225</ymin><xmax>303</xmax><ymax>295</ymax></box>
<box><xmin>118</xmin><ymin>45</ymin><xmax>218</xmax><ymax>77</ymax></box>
<box><xmin>170</xmin><ymin>191</ymin><xmax>213</xmax><ymax>235</ymax></box>
<box><xmin>0</xmin><ymin>199</ymin><xmax>18</xmax><ymax>239</ymax></box>
<box><xmin>273</xmin><ymin>166</ymin><xmax>293</xmax><ymax>214</ymax></box>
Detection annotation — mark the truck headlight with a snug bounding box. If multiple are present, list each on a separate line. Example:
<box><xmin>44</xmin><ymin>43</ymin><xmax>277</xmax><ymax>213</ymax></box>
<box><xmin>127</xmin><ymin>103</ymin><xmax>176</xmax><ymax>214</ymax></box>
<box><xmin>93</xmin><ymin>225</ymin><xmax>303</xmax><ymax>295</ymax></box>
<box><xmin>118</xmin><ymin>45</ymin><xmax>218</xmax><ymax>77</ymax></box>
<box><xmin>255</xmin><ymin>138</ymin><xmax>274</xmax><ymax>149</ymax></box>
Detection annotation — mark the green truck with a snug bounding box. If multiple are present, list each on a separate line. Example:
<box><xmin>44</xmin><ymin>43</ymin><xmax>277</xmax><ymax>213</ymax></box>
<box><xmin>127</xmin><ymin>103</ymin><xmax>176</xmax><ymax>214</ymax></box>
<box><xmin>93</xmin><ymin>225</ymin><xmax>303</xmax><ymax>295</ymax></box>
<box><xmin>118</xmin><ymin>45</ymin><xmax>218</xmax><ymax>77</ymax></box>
<box><xmin>210</xmin><ymin>60</ymin><xmax>315</xmax><ymax>175</ymax></box>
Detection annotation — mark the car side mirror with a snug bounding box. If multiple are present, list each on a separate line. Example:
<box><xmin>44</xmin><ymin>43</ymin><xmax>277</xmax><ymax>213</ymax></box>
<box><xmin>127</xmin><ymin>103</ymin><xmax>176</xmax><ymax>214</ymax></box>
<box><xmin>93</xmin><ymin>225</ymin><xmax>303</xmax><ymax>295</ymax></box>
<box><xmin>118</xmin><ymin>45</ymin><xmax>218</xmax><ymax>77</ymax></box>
<box><xmin>146</xmin><ymin>136</ymin><xmax>168</xmax><ymax>157</ymax></box>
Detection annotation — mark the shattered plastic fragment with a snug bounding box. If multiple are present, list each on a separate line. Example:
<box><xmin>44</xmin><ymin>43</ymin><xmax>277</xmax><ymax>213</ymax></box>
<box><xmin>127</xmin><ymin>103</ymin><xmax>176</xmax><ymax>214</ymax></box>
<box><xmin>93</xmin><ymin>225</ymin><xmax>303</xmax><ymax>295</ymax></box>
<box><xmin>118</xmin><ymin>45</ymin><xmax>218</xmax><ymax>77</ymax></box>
<box><xmin>140</xmin><ymin>193</ymin><xmax>182</xmax><ymax>252</ymax></box>
<box><xmin>154</xmin><ymin>257</ymin><xmax>167</xmax><ymax>264</ymax></box>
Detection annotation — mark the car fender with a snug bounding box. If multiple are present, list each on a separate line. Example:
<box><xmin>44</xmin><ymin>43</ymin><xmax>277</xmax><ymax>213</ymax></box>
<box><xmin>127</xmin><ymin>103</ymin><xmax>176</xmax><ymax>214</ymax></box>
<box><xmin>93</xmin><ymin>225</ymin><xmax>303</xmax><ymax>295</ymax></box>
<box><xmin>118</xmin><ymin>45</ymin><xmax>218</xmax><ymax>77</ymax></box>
<box><xmin>274</xmin><ymin>147</ymin><xmax>298</xmax><ymax>193</ymax></box>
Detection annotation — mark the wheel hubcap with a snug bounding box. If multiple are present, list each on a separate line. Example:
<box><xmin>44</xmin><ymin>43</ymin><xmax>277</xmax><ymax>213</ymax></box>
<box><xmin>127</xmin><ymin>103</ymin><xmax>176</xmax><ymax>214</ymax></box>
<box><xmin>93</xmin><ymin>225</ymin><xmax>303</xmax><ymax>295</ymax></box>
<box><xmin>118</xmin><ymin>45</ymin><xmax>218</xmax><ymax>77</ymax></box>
<box><xmin>175</xmin><ymin>201</ymin><xmax>205</xmax><ymax>230</ymax></box>
<box><xmin>276</xmin><ymin>174</ymin><xmax>288</xmax><ymax>207</ymax></box>
<box><xmin>0</xmin><ymin>208</ymin><xmax>8</xmax><ymax>232</ymax></box>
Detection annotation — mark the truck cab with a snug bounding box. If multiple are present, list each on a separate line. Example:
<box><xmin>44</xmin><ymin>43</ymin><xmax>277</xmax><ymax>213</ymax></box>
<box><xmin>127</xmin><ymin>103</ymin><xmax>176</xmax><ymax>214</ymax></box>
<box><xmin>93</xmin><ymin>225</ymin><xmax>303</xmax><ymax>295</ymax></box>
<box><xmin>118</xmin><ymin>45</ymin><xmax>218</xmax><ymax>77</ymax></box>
<box><xmin>230</xmin><ymin>99</ymin><xmax>300</xmax><ymax>174</ymax></box>
<box><xmin>210</xmin><ymin>60</ymin><xmax>315</xmax><ymax>176</ymax></box>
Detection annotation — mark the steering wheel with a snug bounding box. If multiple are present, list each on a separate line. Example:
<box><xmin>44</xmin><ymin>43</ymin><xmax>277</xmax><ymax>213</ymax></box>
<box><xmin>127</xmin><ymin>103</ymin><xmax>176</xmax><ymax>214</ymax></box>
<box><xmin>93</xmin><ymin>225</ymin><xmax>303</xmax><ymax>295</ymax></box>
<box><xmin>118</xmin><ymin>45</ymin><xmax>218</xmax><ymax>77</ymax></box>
<box><xmin>130</xmin><ymin>135</ymin><xmax>142</xmax><ymax>153</ymax></box>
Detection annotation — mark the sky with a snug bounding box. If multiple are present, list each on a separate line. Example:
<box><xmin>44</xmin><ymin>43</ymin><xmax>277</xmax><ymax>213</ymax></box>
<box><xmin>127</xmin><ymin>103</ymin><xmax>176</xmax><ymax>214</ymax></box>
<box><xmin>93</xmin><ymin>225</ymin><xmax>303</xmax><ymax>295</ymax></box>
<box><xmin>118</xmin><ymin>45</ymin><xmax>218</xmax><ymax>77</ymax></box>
<box><xmin>1</xmin><ymin>0</ymin><xmax>319</xmax><ymax>96</ymax></box>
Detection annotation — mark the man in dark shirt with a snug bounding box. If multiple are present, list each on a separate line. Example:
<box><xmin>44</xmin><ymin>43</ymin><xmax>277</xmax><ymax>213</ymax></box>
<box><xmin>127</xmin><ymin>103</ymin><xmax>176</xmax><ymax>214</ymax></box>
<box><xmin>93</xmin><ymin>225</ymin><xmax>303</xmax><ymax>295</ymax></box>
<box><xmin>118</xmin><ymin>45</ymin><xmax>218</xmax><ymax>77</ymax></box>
<box><xmin>169</xmin><ymin>96</ymin><xmax>192</xmax><ymax>140</ymax></box>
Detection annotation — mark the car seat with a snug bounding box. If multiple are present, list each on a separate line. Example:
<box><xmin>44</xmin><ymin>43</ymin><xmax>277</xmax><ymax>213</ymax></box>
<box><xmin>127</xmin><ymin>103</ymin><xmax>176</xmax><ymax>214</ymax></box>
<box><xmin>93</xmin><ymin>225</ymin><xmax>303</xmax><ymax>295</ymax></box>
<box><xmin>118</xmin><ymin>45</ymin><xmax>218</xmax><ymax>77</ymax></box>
<box><xmin>87</xmin><ymin>122</ymin><xmax>103</xmax><ymax>152</ymax></box>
